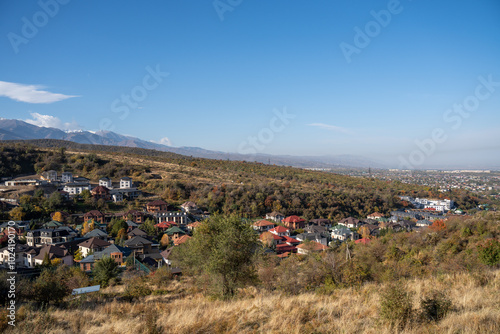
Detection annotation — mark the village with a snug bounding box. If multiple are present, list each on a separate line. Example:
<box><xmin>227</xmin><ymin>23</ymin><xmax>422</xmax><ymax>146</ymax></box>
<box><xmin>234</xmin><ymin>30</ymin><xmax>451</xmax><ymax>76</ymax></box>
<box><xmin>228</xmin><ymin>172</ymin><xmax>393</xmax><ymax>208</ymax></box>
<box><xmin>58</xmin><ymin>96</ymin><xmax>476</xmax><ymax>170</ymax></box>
<box><xmin>0</xmin><ymin>169</ymin><xmax>464</xmax><ymax>276</ymax></box>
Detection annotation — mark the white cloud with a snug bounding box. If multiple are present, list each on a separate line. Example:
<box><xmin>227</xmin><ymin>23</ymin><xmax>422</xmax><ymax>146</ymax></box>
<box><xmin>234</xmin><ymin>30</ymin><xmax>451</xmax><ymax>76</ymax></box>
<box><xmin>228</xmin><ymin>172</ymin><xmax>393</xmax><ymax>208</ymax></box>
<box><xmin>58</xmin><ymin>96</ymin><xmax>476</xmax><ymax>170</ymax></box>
<box><xmin>308</xmin><ymin>123</ymin><xmax>351</xmax><ymax>134</ymax></box>
<box><xmin>151</xmin><ymin>137</ymin><xmax>173</xmax><ymax>146</ymax></box>
<box><xmin>25</xmin><ymin>112</ymin><xmax>81</xmax><ymax>131</ymax></box>
<box><xmin>0</xmin><ymin>80</ymin><xmax>78</xmax><ymax>103</ymax></box>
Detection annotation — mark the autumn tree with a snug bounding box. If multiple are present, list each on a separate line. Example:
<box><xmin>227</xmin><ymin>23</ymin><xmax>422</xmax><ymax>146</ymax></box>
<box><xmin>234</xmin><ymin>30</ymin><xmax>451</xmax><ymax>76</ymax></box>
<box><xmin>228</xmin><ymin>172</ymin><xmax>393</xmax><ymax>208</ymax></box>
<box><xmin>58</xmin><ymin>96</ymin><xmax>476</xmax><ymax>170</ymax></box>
<box><xmin>430</xmin><ymin>220</ymin><xmax>446</xmax><ymax>232</ymax></box>
<box><xmin>160</xmin><ymin>234</ymin><xmax>171</xmax><ymax>248</ymax></box>
<box><xmin>82</xmin><ymin>219</ymin><xmax>96</xmax><ymax>235</ymax></box>
<box><xmin>52</xmin><ymin>211</ymin><xmax>64</xmax><ymax>222</ymax></box>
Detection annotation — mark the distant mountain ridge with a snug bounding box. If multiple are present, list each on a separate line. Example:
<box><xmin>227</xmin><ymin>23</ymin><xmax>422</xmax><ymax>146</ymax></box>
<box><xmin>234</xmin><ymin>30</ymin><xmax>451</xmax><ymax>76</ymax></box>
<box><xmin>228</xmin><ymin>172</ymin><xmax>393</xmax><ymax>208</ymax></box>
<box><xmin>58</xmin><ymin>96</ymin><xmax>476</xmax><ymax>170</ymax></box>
<box><xmin>0</xmin><ymin>119</ymin><xmax>384</xmax><ymax>168</ymax></box>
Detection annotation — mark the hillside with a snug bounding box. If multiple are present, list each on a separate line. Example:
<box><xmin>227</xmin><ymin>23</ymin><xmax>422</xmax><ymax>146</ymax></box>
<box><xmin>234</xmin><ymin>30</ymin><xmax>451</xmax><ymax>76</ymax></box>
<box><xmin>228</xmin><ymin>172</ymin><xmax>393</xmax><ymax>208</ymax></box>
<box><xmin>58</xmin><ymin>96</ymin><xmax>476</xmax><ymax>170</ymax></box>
<box><xmin>0</xmin><ymin>140</ymin><xmax>486</xmax><ymax>220</ymax></box>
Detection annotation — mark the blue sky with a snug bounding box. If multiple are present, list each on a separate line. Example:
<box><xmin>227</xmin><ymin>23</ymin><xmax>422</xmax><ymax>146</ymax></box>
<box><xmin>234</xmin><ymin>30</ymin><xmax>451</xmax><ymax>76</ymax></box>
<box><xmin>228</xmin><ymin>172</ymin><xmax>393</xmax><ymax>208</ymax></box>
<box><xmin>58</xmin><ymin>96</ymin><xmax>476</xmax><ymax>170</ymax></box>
<box><xmin>1</xmin><ymin>0</ymin><xmax>499</xmax><ymax>168</ymax></box>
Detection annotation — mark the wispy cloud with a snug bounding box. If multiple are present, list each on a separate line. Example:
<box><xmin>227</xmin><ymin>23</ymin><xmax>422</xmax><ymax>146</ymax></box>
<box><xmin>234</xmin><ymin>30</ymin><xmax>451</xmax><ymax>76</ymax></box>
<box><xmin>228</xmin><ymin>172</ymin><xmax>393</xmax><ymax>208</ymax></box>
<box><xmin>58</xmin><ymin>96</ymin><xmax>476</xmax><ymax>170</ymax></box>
<box><xmin>25</xmin><ymin>112</ymin><xmax>81</xmax><ymax>131</ymax></box>
<box><xmin>0</xmin><ymin>81</ymin><xmax>78</xmax><ymax>103</ymax></box>
<box><xmin>308</xmin><ymin>123</ymin><xmax>351</xmax><ymax>134</ymax></box>
<box><xmin>151</xmin><ymin>137</ymin><xmax>172</xmax><ymax>146</ymax></box>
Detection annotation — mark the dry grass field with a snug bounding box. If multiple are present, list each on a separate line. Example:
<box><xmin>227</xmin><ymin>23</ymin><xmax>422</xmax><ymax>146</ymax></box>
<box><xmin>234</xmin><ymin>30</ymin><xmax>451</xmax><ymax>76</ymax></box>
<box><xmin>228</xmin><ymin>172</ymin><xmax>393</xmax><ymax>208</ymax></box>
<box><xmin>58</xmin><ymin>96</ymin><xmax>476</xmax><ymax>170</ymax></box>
<box><xmin>5</xmin><ymin>269</ymin><xmax>499</xmax><ymax>334</ymax></box>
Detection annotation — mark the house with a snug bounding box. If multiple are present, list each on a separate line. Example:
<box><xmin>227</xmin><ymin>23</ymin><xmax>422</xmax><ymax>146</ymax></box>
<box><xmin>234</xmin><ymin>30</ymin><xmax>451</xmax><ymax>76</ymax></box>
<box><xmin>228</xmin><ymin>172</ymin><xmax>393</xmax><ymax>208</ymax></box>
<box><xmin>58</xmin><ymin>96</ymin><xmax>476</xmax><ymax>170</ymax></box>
<box><xmin>146</xmin><ymin>199</ymin><xmax>168</xmax><ymax>213</ymax></box>
<box><xmin>296</xmin><ymin>241</ymin><xmax>329</xmax><ymax>255</ymax></box>
<box><xmin>187</xmin><ymin>221</ymin><xmax>203</xmax><ymax>231</ymax></box>
<box><xmin>180</xmin><ymin>201</ymin><xmax>200</xmax><ymax>213</ymax></box>
<box><xmin>155</xmin><ymin>221</ymin><xmax>177</xmax><ymax>231</ymax></box>
<box><xmin>309</xmin><ymin>218</ymin><xmax>332</xmax><ymax>228</ymax></box>
<box><xmin>124</xmin><ymin>236</ymin><xmax>153</xmax><ymax>255</ymax></box>
<box><xmin>260</xmin><ymin>231</ymin><xmax>284</xmax><ymax>247</ymax></box>
<box><xmin>265</xmin><ymin>211</ymin><xmax>285</xmax><ymax>223</ymax></box>
<box><xmin>359</xmin><ymin>224</ymin><xmax>380</xmax><ymax>237</ymax></box>
<box><xmin>165</xmin><ymin>226</ymin><xmax>186</xmax><ymax>241</ymax></box>
<box><xmin>99</xmin><ymin>177</ymin><xmax>113</xmax><ymax>189</ymax></box>
<box><xmin>42</xmin><ymin>220</ymin><xmax>63</xmax><ymax>229</ymax></box>
<box><xmin>63</xmin><ymin>182</ymin><xmax>91</xmax><ymax>195</ymax></box>
<box><xmin>0</xmin><ymin>244</ymin><xmax>35</xmax><ymax>268</ymax></box>
<box><xmin>295</xmin><ymin>232</ymin><xmax>329</xmax><ymax>246</ymax></box>
<box><xmin>33</xmin><ymin>244</ymin><xmax>73</xmax><ymax>266</ymax></box>
<box><xmin>304</xmin><ymin>225</ymin><xmax>329</xmax><ymax>235</ymax></box>
<box><xmin>282</xmin><ymin>216</ymin><xmax>306</xmax><ymax>230</ymax></box>
<box><xmin>128</xmin><ymin>228</ymin><xmax>148</xmax><ymax>239</ymax></box>
<box><xmin>78</xmin><ymin>237</ymin><xmax>111</xmax><ymax>257</ymax></box>
<box><xmin>61</xmin><ymin>172</ymin><xmax>73</xmax><ymax>183</ymax></box>
<box><xmin>253</xmin><ymin>220</ymin><xmax>276</xmax><ymax>232</ymax></box>
<box><xmin>120</xmin><ymin>177</ymin><xmax>133</xmax><ymax>189</ymax></box>
<box><xmin>367</xmin><ymin>212</ymin><xmax>385</xmax><ymax>220</ymax></box>
<box><xmin>416</xmin><ymin>219</ymin><xmax>433</xmax><ymax>227</ymax></box>
<box><xmin>269</xmin><ymin>226</ymin><xmax>290</xmax><ymax>237</ymax></box>
<box><xmin>381</xmin><ymin>222</ymin><xmax>403</xmax><ymax>232</ymax></box>
<box><xmin>80</xmin><ymin>244</ymin><xmax>131</xmax><ymax>271</ymax></box>
<box><xmin>160</xmin><ymin>247</ymin><xmax>173</xmax><ymax>267</ymax></box>
<box><xmin>110</xmin><ymin>191</ymin><xmax>123</xmax><ymax>202</ymax></box>
<box><xmin>338</xmin><ymin>217</ymin><xmax>361</xmax><ymax>229</ymax></box>
<box><xmin>331</xmin><ymin>225</ymin><xmax>353</xmax><ymax>241</ymax></box>
<box><xmin>83</xmin><ymin>228</ymin><xmax>109</xmax><ymax>241</ymax></box>
<box><xmin>173</xmin><ymin>234</ymin><xmax>191</xmax><ymax>246</ymax></box>
<box><xmin>26</xmin><ymin>228</ymin><xmax>77</xmax><ymax>247</ymax></box>
<box><xmin>125</xmin><ymin>220</ymin><xmax>139</xmax><ymax>232</ymax></box>
<box><xmin>91</xmin><ymin>186</ymin><xmax>111</xmax><ymax>201</ymax></box>
<box><xmin>121</xmin><ymin>210</ymin><xmax>144</xmax><ymax>224</ymax></box>
<box><xmin>43</xmin><ymin>170</ymin><xmax>58</xmax><ymax>182</ymax></box>
<box><xmin>84</xmin><ymin>210</ymin><xmax>105</xmax><ymax>224</ymax></box>
<box><xmin>5</xmin><ymin>176</ymin><xmax>46</xmax><ymax>187</ymax></box>
<box><xmin>73</xmin><ymin>176</ymin><xmax>90</xmax><ymax>184</ymax></box>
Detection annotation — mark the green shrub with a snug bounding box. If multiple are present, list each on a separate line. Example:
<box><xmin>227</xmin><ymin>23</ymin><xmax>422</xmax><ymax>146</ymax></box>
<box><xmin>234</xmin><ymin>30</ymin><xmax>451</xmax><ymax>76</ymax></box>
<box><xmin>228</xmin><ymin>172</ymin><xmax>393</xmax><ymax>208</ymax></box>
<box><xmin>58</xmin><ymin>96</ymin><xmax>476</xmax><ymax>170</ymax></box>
<box><xmin>477</xmin><ymin>239</ymin><xmax>500</xmax><ymax>267</ymax></box>
<box><xmin>419</xmin><ymin>291</ymin><xmax>452</xmax><ymax>322</ymax></box>
<box><xmin>123</xmin><ymin>277</ymin><xmax>152</xmax><ymax>301</ymax></box>
<box><xmin>379</xmin><ymin>283</ymin><xmax>413</xmax><ymax>329</ymax></box>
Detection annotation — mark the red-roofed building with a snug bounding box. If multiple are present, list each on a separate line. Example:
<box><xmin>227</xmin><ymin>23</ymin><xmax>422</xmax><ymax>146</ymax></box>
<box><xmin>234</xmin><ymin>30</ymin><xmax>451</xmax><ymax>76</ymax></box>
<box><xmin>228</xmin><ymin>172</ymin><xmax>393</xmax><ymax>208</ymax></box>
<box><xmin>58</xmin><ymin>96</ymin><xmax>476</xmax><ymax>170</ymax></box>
<box><xmin>355</xmin><ymin>238</ymin><xmax>371</xmax><ymax>245</ymax></box>
<box><xmin>253</xmin><ymin>220</ymin><xmax>276</xmax><ymax>232</ymax></box>
<box><xmin>276</xmin><ymin>243</ymin><xmax>297</xmax><ymax>254</ymax></box>
<box><xmin>282</xmin><ymin>235</ymin><xmax>301</xmax><ymax>246</ymax></box>
<box><xmin>187</xmin><ymin>221</ymin><xmax>203</xmax><ymax>231</ymax></box>
<box><xmin>282</xmin><ymin>216</ymin><xmax>306</xmax><ymax>230</ymax></box>
<box><xmin>173</xmin><ymin>234</ymin><xmax>191</xmax><ymax>246</ymax></box>
<box><xmin>269</xmin><ymin>226</ymin><xmax>290</xmax><ymax>237</ymax></box>
<box><xmin>155</xmin><ymin>221</ymin><xmax>177</xmax><ymax>230</ymax></box>
<box><xmin>296</xmin><ymin>241</ymin><xmax>329</xmax><ymax>255</ymax></box>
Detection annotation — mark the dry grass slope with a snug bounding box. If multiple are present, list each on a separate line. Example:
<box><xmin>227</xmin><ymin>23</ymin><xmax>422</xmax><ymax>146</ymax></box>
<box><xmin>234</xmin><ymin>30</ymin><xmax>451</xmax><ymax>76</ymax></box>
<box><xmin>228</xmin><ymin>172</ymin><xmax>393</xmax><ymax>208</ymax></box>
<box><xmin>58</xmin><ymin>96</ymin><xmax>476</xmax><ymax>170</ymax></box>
<box><xmin>6</xmin><ymin>270</ymin><xmax>499</xmax><ymax>334</ymax></box>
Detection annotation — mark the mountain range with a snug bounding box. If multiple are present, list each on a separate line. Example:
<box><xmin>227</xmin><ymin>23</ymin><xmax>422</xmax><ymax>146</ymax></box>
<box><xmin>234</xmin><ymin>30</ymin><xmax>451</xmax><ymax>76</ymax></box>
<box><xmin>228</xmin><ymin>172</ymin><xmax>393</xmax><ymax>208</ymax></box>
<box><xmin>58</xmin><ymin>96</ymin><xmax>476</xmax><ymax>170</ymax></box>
<box><xmin>0</xmin><ymin>119</ymin><xmax>383</xmax><ymax>169</ymax></box>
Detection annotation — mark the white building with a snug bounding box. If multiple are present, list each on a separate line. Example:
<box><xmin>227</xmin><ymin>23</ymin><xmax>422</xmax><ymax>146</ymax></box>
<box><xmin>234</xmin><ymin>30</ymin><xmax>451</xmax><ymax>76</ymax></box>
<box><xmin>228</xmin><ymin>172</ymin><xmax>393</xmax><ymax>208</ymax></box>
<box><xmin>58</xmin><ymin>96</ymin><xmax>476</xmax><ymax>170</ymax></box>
<box><xmin>99</xmin><ymin>177</ymin><xmax>113</xmax><ymax>189</ymax></box>
<box><xmin>120</xmin><ymin>177</ymin><xmax>132</xmax><ymax>189</ymax></box>
<box><xmin>63</xmin><ymin>183</ymin><xmax>91</xmax><ymax>195</ymax></box>
<box><xmin>61</xmin><ymin>172</ymin><xmax>73</xmax><ymax>183</ymax></box>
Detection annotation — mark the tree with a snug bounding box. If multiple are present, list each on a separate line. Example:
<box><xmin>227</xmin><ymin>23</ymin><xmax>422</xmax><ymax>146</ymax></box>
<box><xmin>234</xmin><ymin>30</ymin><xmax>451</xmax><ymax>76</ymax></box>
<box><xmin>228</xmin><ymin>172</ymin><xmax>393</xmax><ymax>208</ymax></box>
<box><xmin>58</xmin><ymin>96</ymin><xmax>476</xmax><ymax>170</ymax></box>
<box><xmin>359</xmin><ymin>225</ymin><xmax>371</xmax><ymax>239</ymax></box>
<box><xmin>52</xmin><ymin>211</ymin><xmax>64</xmax><ymax>223</ymax></box>
<box><xmin>30</xmin><ymin>269</ymin><xmax>71</xmax><ymax>305</ymax></box>
<box><xmin>139</xmin><ymin>218</ymin><xmax>156</xmax><ymax>236</ymax></box>
<box><xmin>9</xmin><ymin>207</ymin><xmax>25</xmax><ymax>221</ymax></box>
<box><xmin>172</xmin><ymin>214</ymin><xmax>258</xmax><ymax>298</ymax></box>
<box><xmin>93</xmin><ymin>256</ymin><xmax>119</xmax><ymax>287</ymax></box>
<box><xmin>82</xmin><ymin>220</ymin><xmax>95</xmax><ymax>235</ymax></box>
<box><xmin>430</xmin><ymin>219</ymin><xmax>446</xmax><ymax>232</ymax></box>
<box><xmin>160</xmin><ymin>234</ymin><xmax>171</xmax><ymax>248</ymax></box>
